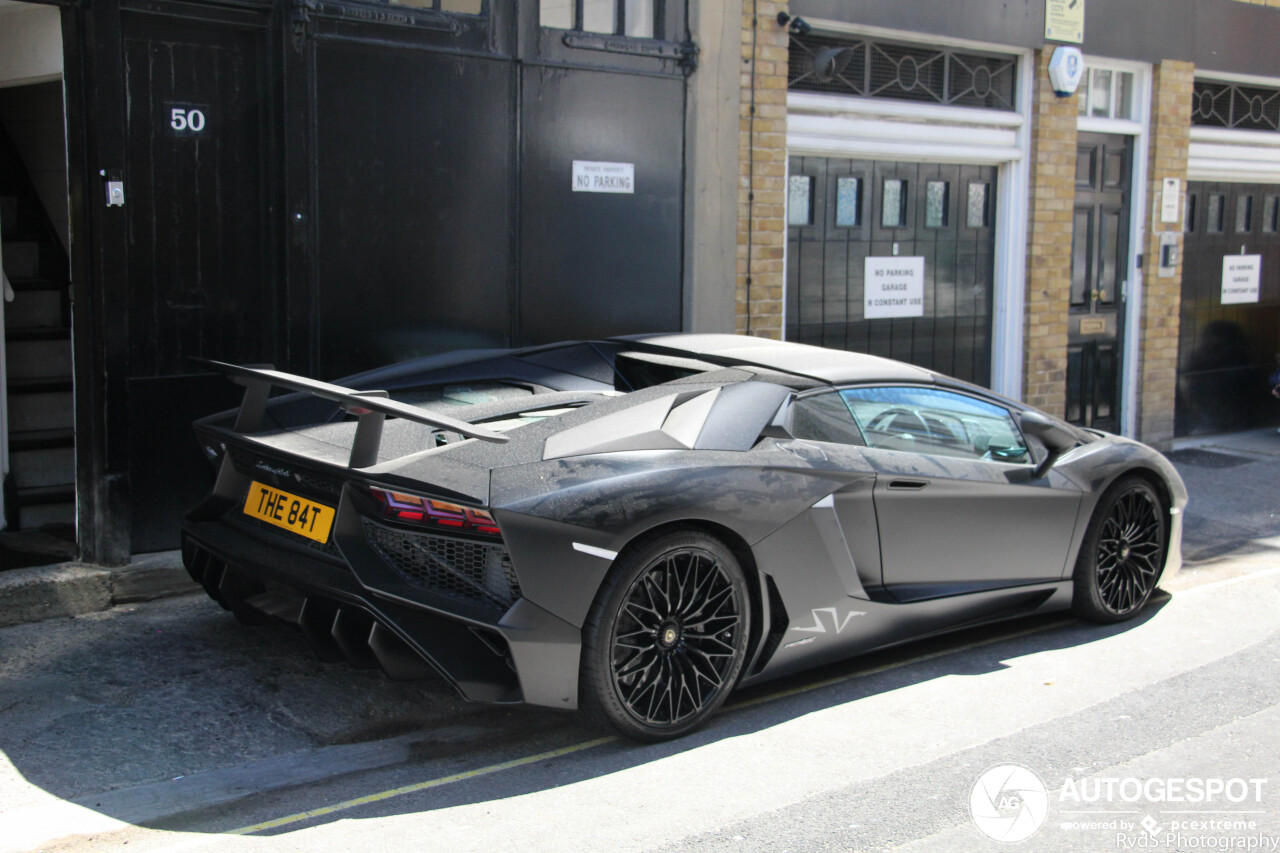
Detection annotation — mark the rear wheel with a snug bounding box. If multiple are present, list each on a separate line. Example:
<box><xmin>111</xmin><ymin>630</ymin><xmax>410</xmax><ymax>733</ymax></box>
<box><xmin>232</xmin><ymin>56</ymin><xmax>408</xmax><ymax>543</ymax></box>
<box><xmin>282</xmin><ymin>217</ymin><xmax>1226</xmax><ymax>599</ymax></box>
<box><xmin>1072</xmin><ymin>477</ymin><xmax>1166</xmax><ymax>623</ymax></box>
<box><xmin>579</xmin><ymin>530</ymin><xmax>749</xmax><ymax>742</ymax></box>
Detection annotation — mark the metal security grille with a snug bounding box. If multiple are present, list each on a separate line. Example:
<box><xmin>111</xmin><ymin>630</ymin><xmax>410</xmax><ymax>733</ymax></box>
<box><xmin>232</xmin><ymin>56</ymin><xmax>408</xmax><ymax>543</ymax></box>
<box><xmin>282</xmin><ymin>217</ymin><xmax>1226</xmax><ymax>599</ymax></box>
<box><xmin>786</xmin><ymin>157</ymin><xmax>997</xmax><ymax>386</ymax></box>
<box><xmin>363</xmin><ymin>518</ymin><xmax>522</xmax><ymax>612</ymax></box>
<box><xmin>787</xmin><ymin>33</ymin><xmax>1017</xmax><ymax>111</ymax></box>
<box><xmin>1192</xmin><ymin>80</ymin><xmax>1280</xmax><ymax>132</ymax></box>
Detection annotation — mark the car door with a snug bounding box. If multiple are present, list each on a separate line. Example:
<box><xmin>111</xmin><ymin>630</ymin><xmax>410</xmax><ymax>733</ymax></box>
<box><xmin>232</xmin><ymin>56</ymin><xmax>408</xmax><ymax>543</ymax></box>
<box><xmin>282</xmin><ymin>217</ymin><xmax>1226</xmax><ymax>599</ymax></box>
<box><xmin>837</xmin><ymin>385</ymin><xmax>1083</xmax><ymax>600</ymax></box>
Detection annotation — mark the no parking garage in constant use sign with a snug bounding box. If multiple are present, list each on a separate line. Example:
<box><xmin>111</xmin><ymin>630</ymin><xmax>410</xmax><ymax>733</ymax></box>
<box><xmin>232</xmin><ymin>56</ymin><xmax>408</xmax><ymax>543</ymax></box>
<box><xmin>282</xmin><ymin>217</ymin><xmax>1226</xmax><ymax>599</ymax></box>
<box><xmin>864</xmin><ymin>256</ymin><xmax>925</xmax><ymax>319</ymax></box>
<box><xmin>1221</xmin><ymin>255</ymin><xmax>1261</xmax><ymax>305</ymax></box>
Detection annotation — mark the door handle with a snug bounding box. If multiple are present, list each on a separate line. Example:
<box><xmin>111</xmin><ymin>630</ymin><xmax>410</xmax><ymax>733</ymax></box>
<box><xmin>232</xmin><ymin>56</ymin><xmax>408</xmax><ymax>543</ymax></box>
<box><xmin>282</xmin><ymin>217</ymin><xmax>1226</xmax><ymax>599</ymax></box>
<box><xmin>887</xmin><ymin>479</ymin><xmax>929</xmax><ymax>490</ymax></box>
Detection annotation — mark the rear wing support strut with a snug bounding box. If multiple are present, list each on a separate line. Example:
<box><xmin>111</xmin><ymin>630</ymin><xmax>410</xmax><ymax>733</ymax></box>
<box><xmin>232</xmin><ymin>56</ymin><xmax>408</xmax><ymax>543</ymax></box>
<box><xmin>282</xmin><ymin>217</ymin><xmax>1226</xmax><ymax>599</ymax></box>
<box><xmin>194</xmin><ymin>358</ymin><xmax>508</xmax><ymax>469</ymax></box>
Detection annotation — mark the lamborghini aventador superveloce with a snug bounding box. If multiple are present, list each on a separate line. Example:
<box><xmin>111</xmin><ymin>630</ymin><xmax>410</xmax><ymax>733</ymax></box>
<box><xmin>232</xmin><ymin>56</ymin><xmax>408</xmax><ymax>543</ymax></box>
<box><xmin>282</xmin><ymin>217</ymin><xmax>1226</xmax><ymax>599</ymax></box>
<box><xmin>182</xmin><ymin>334</ymin><xmax>1186</xmax><ymax>741</ymax></box>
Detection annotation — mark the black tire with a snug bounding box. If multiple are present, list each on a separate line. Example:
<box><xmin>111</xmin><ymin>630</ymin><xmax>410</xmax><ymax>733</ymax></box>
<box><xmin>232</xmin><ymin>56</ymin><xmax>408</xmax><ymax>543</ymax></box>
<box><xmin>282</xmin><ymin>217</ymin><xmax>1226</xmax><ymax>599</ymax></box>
<box><xmin>578</xmin><ymin>529</ymin><xmax>750</xmax><ymax>742</ymax></box>
<box><xmin>1072</xmin><ymin>477</ymin><xmax>1167</xmax><ymax>624</ymax></box>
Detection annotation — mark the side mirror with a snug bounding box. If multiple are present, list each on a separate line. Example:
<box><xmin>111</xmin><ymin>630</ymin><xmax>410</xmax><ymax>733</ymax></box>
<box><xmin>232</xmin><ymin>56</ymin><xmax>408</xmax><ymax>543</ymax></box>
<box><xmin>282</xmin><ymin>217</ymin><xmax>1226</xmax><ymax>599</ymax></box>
<box><xmin>1019</xmin><ymin>410</ymin><xmax>1077</xmax><ymax>478</ymax></box>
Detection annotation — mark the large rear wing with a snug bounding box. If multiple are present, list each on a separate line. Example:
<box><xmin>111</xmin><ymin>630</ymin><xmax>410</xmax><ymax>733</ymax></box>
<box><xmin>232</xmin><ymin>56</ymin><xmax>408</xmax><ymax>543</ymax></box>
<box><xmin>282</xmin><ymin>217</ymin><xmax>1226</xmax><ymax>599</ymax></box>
<box><xmin>195</xmin><ymin>358</ymin><xmax>508</xmax><ymax>468</ymax></box>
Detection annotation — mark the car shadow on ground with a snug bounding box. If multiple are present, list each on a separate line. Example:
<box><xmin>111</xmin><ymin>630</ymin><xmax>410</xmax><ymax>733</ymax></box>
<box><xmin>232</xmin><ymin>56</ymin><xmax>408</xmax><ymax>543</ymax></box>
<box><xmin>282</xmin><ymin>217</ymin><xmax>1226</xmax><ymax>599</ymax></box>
<box><xmin>0</xmin><ymin>576</ymin><xmax>1179</xmax><ymax>844</ymax></box>
<box><xmin>136</xmin><ymin>594</ymin><xmax>1172</xmax><ymax>838</ymax></box>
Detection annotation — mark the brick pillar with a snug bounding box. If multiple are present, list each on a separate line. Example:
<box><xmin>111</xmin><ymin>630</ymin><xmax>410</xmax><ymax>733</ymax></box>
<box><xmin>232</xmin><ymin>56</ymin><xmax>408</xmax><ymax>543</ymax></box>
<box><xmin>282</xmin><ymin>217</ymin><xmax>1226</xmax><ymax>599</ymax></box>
<box><xmin>1137</xmin><ymin>61</ymin><xmax>1194</xmax><ymax>448</ymax></box>
<box><xmin>736</xmin><ymin>1</ymin><xmax>789</xmax><ymax>338</ymax></box>
<box><xmin>1023</xmin><ymin>50</ymin><xmax>1079</xmax><ymax>415</ymax></box>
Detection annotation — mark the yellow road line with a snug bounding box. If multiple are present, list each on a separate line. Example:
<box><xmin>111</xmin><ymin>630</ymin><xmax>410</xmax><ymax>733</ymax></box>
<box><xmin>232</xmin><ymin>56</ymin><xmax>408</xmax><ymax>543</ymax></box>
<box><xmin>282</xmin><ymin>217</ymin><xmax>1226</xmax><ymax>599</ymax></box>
<box><xmin>228</xmin><ymin>737</ymin><xmax>616</xmax><ymax>835</ymax></box>
<box><xmin>224</xmin><ymin>616</ymin><xmax>1069</xmax><ymax>838</ymax></box>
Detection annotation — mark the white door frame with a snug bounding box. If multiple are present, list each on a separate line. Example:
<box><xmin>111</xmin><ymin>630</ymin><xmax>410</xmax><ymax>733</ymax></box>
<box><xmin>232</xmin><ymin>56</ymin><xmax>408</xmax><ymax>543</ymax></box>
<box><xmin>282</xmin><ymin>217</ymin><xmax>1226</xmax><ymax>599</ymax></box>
<box><xmin>782</xmin><ymin>22</ymin><xmax>1034</xmax><ymax>400</ymax></box>
<box><xmin>1076</xmin><ymin>56</ymin><xmax>1153</xmax><ymax>439</ymax></box>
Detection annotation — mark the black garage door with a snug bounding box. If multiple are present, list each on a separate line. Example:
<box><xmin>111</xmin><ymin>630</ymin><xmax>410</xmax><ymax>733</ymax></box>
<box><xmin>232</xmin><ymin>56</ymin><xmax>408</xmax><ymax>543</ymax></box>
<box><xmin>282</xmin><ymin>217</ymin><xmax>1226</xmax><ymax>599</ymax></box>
<box><xmin>1177</xmin><ymin>181</ymin><xmax>1280</xmax><ymax>435</ymax></box>
<box><xmin>69</xmin><ymin>0</ymin><xmax>693</xmax><ymax>558</ymax></box>
<box><xmin>786</xmin><ymin>157</ymin><xmax>997</xmax><ymax>387</ymax></box>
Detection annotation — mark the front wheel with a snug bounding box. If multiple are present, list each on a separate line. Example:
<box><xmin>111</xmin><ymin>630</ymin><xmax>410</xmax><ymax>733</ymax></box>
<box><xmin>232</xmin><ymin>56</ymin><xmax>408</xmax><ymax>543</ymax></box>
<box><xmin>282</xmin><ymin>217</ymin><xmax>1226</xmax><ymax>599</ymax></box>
<box><xmin>1072</xmin><ymin>477</ymin><xmax>1167</xmax><ymax>623</ymax></box>
<box><xmin>578</xmin><ymin>530</ymin><xmax>750</xmax><ymax>742</ymax></box>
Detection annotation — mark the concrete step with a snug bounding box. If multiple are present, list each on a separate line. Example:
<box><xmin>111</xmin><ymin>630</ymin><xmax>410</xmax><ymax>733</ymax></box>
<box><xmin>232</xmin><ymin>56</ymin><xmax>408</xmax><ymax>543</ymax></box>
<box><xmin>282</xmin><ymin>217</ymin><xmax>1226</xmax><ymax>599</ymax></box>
<box><xmin>0</xmin><ymin>196</ymin><xmax>52</xmax><ymax>241</ymax></box>
<box><xmin>4</xmin><ymin>334</ymin><xmax>72</xmax><ymax>380</ymax></box>
<box><xmin>0</xmin><ymin>195</ymin><xmax>17</xmax><ymax>235</ymax></box>
<box><xmin>5</xmin><ymin>275</ymin><xmax>64</xmax><ymax>292</ymax></box>
<box><xmin>6</xmin><ymin>383</ymin><xmax>73</xmax><ymax>432</ymax></box>
<box><xmin>7</xmin><ymin>427</ymin><xmax>74</xmax><ymax>451</ymax></box>
<box><xmin>18</xmin><ymin>499</ymin><xmax>75</xmax><ymax>530</ymax></box>
<box><xmin>1</xmin><ymin>239</ymin><xmax>43</xmax><ymax>278</ymax></box>
<box><xmin>3</xmin><ymin>287</ymin><xmax>64</xmax><ymax>328</ymax></box>
<box><xmin>11</xmin><ymin>444</ymin><xmax>75</xmax><ymax>490</ymax></box>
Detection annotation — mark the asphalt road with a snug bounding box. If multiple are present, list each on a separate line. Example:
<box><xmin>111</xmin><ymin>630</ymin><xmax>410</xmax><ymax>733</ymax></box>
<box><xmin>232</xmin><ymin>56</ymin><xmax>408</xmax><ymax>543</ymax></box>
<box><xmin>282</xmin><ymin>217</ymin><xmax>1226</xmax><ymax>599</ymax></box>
<box><xmin>2</xmin><ymin>431</ymin><xmax>1278</xmax><ymax>853</ymax></box>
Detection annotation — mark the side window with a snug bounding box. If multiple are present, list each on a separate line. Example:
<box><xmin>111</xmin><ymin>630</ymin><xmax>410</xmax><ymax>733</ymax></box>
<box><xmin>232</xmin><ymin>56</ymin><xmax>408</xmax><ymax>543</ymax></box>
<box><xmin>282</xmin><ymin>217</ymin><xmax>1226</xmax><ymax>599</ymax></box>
<box><xmin>839</xmin><ymin>386</ymin><xmax>1030</xmax><ymax>463</ymax></box>
<box><xmin>790</xmin><ymin>392</ymin><xmax>866</xmax><ymax>446</ymax></box>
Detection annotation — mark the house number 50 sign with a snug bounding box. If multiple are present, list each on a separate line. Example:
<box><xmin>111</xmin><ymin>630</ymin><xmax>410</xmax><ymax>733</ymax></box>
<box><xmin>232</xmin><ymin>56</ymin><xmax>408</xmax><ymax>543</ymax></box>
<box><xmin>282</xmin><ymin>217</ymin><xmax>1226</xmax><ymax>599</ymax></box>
<box><xmin>166</xmin><ymin>105</ymin><xmax>208</xmax><ymax>135</ymax></box>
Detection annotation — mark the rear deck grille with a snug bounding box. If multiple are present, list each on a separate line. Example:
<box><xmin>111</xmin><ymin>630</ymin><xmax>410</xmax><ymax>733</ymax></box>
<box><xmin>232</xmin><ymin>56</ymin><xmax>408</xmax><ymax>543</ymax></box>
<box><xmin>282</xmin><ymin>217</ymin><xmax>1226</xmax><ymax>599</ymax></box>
<box><xmin>362</xmin><ymin>518</ymin><xmax>521</xmax><ymax>612</ymax></box>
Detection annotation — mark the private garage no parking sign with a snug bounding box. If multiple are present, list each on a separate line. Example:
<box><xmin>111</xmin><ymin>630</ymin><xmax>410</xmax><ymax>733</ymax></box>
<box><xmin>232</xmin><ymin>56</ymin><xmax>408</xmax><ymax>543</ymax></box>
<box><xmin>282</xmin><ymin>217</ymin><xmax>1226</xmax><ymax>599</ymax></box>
<box><xmin>864</xmin><ymin>256</ymin><xmax>925</xmax><ymax>319</ymax></box>
<box><xmin>1221</xmin><ymin>255</ymin><xmax>1261</xmax><ymax>305</ymax></box>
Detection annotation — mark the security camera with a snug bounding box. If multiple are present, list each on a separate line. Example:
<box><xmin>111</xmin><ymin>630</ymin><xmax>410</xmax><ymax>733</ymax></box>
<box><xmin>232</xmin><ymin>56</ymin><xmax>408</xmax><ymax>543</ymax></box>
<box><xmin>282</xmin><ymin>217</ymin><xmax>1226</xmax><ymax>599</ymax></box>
<box><xmin>776</xmin><ymin>12</ymin><xmax>813</xmax><ymax>35</ymax></box>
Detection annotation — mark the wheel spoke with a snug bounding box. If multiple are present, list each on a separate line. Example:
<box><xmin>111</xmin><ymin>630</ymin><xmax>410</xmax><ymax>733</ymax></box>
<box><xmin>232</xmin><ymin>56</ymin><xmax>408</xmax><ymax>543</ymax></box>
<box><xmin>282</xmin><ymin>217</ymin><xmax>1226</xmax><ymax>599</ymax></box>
<box><xmin>609</xmin><ymin>545</ymin><xmax>743</xmax><ymax>729</ymax></box>
<box><xmin>1093</xmin><ymin>486</ymin><xmax>1164</xmax><ymax>615</ymax></box>
<box><xmin>683</xmin><ymin>583</ymin><xmax>735</xmax><ymax>625</ymax></box>
<box><xmin>615</xmin><ymin>647</ymin><xmax>657</xmax><ymax>681</ymax></box>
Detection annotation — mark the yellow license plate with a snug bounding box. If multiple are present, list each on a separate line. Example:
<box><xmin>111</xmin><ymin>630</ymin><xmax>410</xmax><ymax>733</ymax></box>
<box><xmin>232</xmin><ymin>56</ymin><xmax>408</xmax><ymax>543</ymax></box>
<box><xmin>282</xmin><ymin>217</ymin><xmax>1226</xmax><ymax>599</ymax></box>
<box><xmin>243</xmin><ymin>481</ymin><xmax>336</xmax><ymax>543</ymax></box>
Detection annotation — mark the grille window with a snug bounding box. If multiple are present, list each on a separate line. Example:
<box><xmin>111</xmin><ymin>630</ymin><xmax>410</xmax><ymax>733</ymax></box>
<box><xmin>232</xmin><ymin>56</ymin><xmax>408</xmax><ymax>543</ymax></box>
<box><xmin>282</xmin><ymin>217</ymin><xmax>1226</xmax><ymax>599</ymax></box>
<box><xmin>1193</xmin><ymin>79</ymin><xmax>1280</xmax><ymax>132</ymax></box>
<box><xmin>788</xmin><ymin>33</ymin><xmax>1017</xmax><ymax>111</ymax></box>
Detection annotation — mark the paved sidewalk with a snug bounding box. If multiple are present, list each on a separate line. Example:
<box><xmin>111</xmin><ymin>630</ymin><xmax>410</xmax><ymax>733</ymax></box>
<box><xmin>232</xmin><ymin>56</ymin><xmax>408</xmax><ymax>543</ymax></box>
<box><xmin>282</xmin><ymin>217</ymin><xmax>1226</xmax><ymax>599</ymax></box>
<box><xmin>0</xmin><ymin>549</ymin><xmax>198</xmax><ymax>628</ymax></box>
<box><xmin>1167</xmin><ymin>427</ymin><xmax>1280</xmax><ymax>565</ymax></box>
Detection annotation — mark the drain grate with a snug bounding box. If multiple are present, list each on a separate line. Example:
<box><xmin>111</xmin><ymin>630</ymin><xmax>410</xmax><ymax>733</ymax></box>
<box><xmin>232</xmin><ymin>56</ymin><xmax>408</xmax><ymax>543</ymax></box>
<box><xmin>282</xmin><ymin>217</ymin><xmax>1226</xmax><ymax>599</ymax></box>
<box><xmin>1165</xmin><ymin>448</ymin><xmax>1254</xmax><ymax>469</ymax></box>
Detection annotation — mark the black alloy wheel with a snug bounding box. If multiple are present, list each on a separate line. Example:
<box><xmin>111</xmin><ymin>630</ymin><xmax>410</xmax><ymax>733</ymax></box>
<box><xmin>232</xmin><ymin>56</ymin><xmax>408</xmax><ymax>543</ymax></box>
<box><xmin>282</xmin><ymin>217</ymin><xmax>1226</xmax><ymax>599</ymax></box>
<box><xmin>579</xmin><ymin>530</ymin><xmax>749</xmax><ymax>741</ymax></box>
<box><xmin>1073</xmin><ymin>477</ymin><xmax>1166</xmax><ymax>623</ymax></box>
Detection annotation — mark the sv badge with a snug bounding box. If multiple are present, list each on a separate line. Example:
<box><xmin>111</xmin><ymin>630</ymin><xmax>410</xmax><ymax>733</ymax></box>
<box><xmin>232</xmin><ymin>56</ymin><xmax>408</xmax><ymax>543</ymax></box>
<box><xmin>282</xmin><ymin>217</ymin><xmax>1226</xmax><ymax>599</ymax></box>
<box><xmin>792</xmin><ymin>606</ymin><xmax>866</xmax><ymax>635</ymax></box>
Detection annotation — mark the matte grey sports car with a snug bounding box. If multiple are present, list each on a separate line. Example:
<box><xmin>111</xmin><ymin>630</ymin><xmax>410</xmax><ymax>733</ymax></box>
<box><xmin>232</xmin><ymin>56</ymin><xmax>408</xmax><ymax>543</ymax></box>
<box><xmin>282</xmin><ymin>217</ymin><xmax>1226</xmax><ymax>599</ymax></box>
<box><xmin>183</xmin><ymin>334</ymin><xmax>1186</xmax><ymax>741</ymax></box>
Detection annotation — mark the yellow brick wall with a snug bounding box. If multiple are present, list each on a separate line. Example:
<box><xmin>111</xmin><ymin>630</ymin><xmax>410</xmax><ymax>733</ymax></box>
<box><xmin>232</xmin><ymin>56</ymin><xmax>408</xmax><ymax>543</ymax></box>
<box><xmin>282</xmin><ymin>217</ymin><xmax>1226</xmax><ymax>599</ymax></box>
<box><xmin>736</xmin><ymin>1</ymin><xmax>789</xmax><ymax>338</ymax></box>
<box><xmin>1137</xmin><ymin>61</ymin><xmax>1195</xmax><ymax>448</ymax></box>
<box><xmin>1023</xmin><ymin>50</ymin><xmax>1079</xmax><ymax>416</ymax></box>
